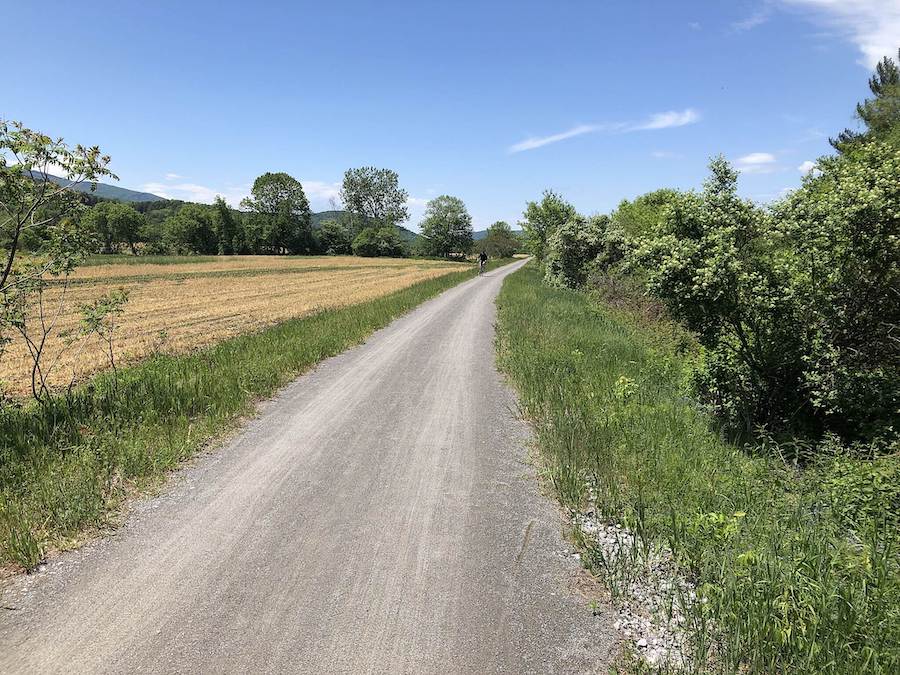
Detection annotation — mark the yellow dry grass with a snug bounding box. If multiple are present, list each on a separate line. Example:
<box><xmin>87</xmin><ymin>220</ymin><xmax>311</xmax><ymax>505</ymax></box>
<box><xmin>1</xmin><ymin>256</ymin><xmax>463</xmax><ymax>397</ymax></box>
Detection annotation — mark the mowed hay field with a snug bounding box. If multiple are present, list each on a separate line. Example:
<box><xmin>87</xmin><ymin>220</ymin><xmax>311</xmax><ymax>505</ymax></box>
<box><xmin>2</xmin><ymin>256</ymin><xmax>464</xmax><ymax>396</ymax></box>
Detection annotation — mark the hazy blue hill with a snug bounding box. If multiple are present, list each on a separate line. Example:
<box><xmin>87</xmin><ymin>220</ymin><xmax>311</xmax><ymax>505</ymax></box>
<box><xmin>395</xmin><ymin>225</ymin><xmax>419</xmax><ymax>243</ymax></box>
<box><xmin>37</xmin><ymin>173</ymin><xmax>165</xmax><ymax>203</ymax></box>
<box><xmin>473</xmin><ymin>227</ymin><xmax>522</xmax><ymax>241</ymax></box>
<box><xmin>309</xmin><ymin>210</ymin><xmax>345</xmax><ymax>227</ymax></box>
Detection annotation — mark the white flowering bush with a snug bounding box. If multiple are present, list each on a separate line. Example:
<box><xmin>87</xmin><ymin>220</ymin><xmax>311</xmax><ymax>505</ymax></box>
<box><xmin>543</xmin><ymin>214</ymin><xmax>609</xmax><ymax>288</ymax></box>
<box><xmin>772</xmin><ymin>141</ymin><xmax>899</xmax><ymax>443</ymax></box>
<box><xmin>629</xmin><ymin>146</ymin><xmax>898</xmax><ymax>446</ymax></box>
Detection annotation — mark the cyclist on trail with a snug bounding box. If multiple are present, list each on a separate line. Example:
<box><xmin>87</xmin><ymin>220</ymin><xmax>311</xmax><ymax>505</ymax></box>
<box><xmin>478</xmin><ymin>250</ymin><xmax>487</xmax><ymax>275</ymax></box>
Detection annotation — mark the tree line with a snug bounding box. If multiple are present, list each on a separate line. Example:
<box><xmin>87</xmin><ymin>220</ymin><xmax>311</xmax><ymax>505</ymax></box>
<box><xmin>43</xmin><ymin>167</ymin><xmax>522</xmax><ymax>260</ymax></box>
<box><xmin>521</xmin><ymin>49</ymin><xmax>900</xmax><ymax>453</ymax></box>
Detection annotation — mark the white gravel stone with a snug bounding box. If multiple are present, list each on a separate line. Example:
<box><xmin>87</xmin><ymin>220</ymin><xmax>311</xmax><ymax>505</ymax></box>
<box><xmin>570</xmin><ymin>499</ymin><xmax>704</xmax><ymax>671</ymax></box>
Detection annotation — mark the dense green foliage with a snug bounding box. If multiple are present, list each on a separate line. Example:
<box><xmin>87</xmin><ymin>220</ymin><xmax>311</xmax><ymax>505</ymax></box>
<box><xmin>508</xmin><ymin>53</ymin><xmax>900</xmax><ymax>671</ymax></box>
<box><xmin>497</xmin><ymin>265</ymin><xmax>900</xmax><ymax>673</ymax></box>
<box><xmin>520</xmin><ymin>190</ymin><xmax>576</xmax><ymax>261</ymax></box>
<box><xmin>17</xmin><ymin>166</ymin><xmax>422</xmax><ymax>258</ymax></box>
<box><xmin>81</xmin><ymin>201</ymin><xmax>146</xmax><ymax>254</ymax></box>
<box><xmin>544</xmin><ymin>214</ymin><xmax>608</xmax><ymax>288</ymax></box>
<box><xmin>162</xmin><ymin>202</ymin><xmax>219</xmax><ymax>254</ymax></box>
<box><xmin>78</xmin><ymin>198</ymin><xmax>419</xmax><ymax>258</ymax></box>
<box><xmin>529</xmin><ymin>139</ymin><xmax>899</xmax><ymax>449</ymax></box>
<box><xmin>478</xmin><ymin>220</ymin><xmax>520</xmax><ymax>258</ymax></box>
<box><xmin>240</xmin><ymin>172</ymin><xmax>313</xmax><ymax>254</ymax></box>
<box><xmin>351</xmin><ymin>225</ymin><xmax>405</xmax><ymax>257</ymax></box>
<box><xmin>340</xmin><ymin>166</ymin><xmax>409</xmax><ymax>234</ymax></box>
<box><xmin>771</xmin><ymin>142</ymin><xmax>900</xmax><ymax>443</ymax></box>
<box><xmin>415</xmin><ymin>195</ymin><xmax>474</xmax><ymax>258</ymax></box>
<box><xmin>316</xmin><ymin>218</ymin><xmax>352</xmax><ymax>254</ymax></box>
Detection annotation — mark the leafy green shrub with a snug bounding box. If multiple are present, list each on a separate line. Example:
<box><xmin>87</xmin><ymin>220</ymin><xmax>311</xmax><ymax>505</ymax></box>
<box><xmin>772</xmin><ymin>141</ymin><xmax>900</xmax><ymax>443</ymax></box>
<box><xmin>480</xmin><ymin>220</ymin><xmax>520</xmax><ymax>258</ymax></box>
<box><xmin>315</xmin><ymin>218</ymin><xmax>352</xmax><ymax>255</ymax></box>
<box><xmin>544</xmin><ymin>215</ymin><xmax>608</xmax><ymax>288</ymax></box>
<box><xmin>351</xmin><ymin>226</ymin><xmax>405</xmax><ymax>257</ymax></box>
<box><xmin>608</xmin><ymin>188</ymin><xmax>680</xmax><ymax>251</ymax></box>
<box><xmin>624</xmin><ymin>144</ymin><xmax>899</xmax><ymax>446</ymax></box>
<box><xmin>631</xmin><ymin>157</ymin><xmax>807</xmax><ymax>437</ymax></box>
<box><xmin>520</xmin><ymin>190</ymin><xmax>577</xmax><ymax>261</ymax></box>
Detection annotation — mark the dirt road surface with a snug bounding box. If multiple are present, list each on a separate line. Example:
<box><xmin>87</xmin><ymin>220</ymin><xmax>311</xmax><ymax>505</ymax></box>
<box><xmin>0</xmin><ymin>259</ymin><xmax>614</xmax><ymax>673</ymax></box>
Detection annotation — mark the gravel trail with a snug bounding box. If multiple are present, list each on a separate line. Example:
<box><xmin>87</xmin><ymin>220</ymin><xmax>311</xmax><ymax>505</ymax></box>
<box><xmin>0</xmin><ymin>259</ymin><xmax>615</xmax><ymax>674</ymax></box>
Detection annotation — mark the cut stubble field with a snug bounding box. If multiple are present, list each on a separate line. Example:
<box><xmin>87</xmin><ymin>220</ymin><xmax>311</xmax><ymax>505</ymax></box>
<box><xmin>2</xmin><ymin>255</ymin><xmax>463</xmax><ymax>396</ymax></box>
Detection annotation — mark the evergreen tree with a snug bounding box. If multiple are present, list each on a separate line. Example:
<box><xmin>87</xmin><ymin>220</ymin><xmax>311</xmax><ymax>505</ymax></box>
<box><xmin>831</xmin><ymin>48</ymin><xmax>900</xmax><ymax>152</ymax></box>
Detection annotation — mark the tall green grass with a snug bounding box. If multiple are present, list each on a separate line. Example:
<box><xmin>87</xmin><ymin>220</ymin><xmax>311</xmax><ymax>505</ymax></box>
<box><xmin>0</xmin><ymin>260</ymin><xmax>513</xmax><ymax>570</ymax></box>
<box><xmin>495</xmin><ymin>264</ymin><xmax>899</xmax><ymax>673</ymax></box>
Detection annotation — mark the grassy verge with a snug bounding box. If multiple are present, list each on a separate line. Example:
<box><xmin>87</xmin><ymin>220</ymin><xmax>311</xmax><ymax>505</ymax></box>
<box><xmin>0</xmin><ymin>259</ymin><xmax>515</xmax><ymax>571</ymax></box>
<box><xmin>495</xmin><ymin>263</ymin><xmax>899</xmax><ymax>673</ymax></box>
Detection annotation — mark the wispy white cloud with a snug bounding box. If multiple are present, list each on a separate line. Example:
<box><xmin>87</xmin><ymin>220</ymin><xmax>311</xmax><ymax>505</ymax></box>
<box><xmin>405</xmin><ymin>196</ymin><xmax>430</xmax><ymax>227</ymax></box>
<box><xmin>778</xmin><ymin>0</ymin><xmax>900</xmax><ymax>68</ymax></box>
<box><xmin>508</xmin><ymin>109</ymin><xmax>700</xmax><ymax>153</ymax></box>
<box><xmin>732</xmin><ymin>6</ymin><xmax>773</xmax><ymax>32</ymax></box>
<box><xmin>508</xmin><ymin>124</ymin><xmax>600</xmax><ymax>153</ymax></box>
<box><xmin>796</xmin><ymin>127</ymin><xmax>828</xmax><ymax>143</ymax></box>
<box><xmin>631</xmin><ymin>109</ymin><xmax>701</xmax><ymax>131</ymax></box>
<box><xmin>736</xmin><ymin>152</ymin><xmax>780</xmax><ymax>174</ymax></box>
<box><xmin>688</xmin><ymin>21</ymin><xmax>702</xmax><ymax>30</ymax></box>
<box><xmin>739</xmin><ymin>152</ymin><xmax>777</xmax><ymax>165</ymax></box>
<box><xmin>797</xmin><ymin>159</ymin><xmax>817</xmax><ymax>173</ymax></box>
<box><xmin>164</xmin><ymin>172</ymin><xmax>183</xmax><ymax>180</ymax></box>
<box><xmin>302</xmin><ymin>180</ymin><xmax>342</xmax><ymax>205</ymax></box>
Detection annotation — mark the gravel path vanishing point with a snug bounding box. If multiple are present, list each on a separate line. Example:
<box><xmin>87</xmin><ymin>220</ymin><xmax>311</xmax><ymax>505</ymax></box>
<box><xmin>0</xmin><ymin>259</ymin><xmax>616</xmax><ymax>674</ymax></box>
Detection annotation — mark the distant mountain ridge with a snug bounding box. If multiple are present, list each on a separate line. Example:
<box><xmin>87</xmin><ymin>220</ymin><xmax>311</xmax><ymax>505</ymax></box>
<box><xmin>37</xmin><ymin>173</ymin><xmax>165</xmax><ymax>203</ymax></box>
<box><xmin>473</xmin><ymin>227</ymin><xmax>522</xmax><ymax>241</ymax></box>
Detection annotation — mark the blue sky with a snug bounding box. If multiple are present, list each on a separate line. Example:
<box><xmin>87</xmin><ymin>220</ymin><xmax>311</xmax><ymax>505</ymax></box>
<box><xmin>5</xmin><ymin>0</ymin><xmax>898</xmax><ymax>230</ymax></box>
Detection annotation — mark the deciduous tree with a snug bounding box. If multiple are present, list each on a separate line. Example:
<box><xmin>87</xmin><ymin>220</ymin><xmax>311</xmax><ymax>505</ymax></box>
<box><xmin>351</xmin><ymin>226</ymin><xmax>405</xmax><ymax>257</ymax></box>
<box><xmin>212</xmin><ymin>196</ymin><xmax>240</xmax><ymax>255</ymax></box>
<box><xmin>480</xmin><ymin>220</ymin><xmax>520</xmax><ymax>258</ymax></box>
<box><xmin>340</xmin><ymin>167</ymin><xmax>409</xmax><ymax>234</ymax></box>
<box><xmin>163</xmin><ymin>203</ymin><xmax>218</xmax><ymax>254</ymax></box>
<box><xmin>417</xmin><ymin>195</ymin><xmax>473</xmax><ymax>258</ymax></box>
<box><xmin>241</xmin><ymin>172</ymin><xmax>312</xmax><ymax>254</ymax></box>
<box><xmin>0</xmin><ymin>120</ymin><xmax>114</xmax><ymax>402</ymax></box>
<box><xmin>520</xmin><ymin>190</ymin><xmax>576</xmax><ymax>261</ymax></box>
<box><xmin>316</xmin><ymin>219</ymin><xmax>352</xmax><ymax>254</ymax></box>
